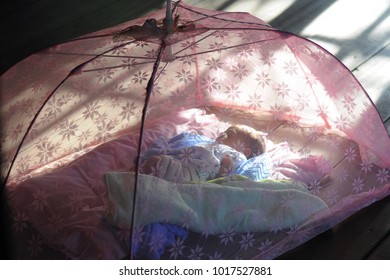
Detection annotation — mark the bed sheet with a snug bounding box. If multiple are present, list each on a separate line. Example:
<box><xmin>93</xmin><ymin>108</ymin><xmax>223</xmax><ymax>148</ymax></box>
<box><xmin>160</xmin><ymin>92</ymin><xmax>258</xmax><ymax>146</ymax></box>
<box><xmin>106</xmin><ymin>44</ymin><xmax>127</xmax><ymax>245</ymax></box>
<box><xmin>6</xmin><ymin>107</ymin><xmax>390</xmax><ymax>259</ymax></box>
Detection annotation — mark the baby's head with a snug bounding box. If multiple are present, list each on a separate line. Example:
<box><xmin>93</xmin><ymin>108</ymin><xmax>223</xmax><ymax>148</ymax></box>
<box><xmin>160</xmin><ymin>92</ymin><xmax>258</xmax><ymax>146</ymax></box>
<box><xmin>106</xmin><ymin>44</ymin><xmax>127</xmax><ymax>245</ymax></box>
<box><xmin>216</xmin><ymin>125</ymin><xmax>266</xmax><ymax>158</ymax></box>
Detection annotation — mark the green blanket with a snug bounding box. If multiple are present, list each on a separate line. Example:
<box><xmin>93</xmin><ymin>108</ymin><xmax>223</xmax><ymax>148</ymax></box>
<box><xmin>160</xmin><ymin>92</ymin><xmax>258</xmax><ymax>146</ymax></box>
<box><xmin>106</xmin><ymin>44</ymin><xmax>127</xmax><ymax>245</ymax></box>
<box><xmin>104</xmin><ymin>172</ymin><xmax>328</xmax><ymax>234</ymax></box>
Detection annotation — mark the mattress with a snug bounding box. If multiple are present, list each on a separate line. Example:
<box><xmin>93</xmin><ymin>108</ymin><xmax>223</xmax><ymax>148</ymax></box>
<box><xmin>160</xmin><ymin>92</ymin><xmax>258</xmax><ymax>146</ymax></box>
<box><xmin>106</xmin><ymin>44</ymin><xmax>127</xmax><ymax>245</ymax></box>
<box><xmin>6</xmin><ymin>107</ymin><xmax>390</xmax><ymax>259</ymax></box>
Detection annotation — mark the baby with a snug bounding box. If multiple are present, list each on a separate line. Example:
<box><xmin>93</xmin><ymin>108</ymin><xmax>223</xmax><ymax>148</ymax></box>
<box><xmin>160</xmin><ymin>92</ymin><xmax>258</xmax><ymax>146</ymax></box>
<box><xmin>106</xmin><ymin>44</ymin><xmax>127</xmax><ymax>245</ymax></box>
<box><xmin>141</xmin><ymin>125</ymin><xmax>269</xmax><ymax>183</ymax></box>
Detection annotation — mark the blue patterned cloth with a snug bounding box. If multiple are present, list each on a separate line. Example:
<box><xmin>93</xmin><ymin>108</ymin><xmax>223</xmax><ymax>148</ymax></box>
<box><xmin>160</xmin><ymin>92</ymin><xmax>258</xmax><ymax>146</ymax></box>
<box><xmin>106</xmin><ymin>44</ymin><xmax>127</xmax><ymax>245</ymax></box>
<box><xmin>143</xmin><ymin>132</ymin><xmax>272</xmax><ymax>181</ymax></box>
<box><xmin>133</xmin><ymin>223</ymin><xmax>188</xmax><ymax>259</ymax></box>
<box><xmin>236</xmin><ymin>153</ymin><xmax>272</xmax><ymax>181</ymax></box>
<box><xmin>167</xmin><ymin>132</ymin><xmax>213</xmax><ymax>148</ymax></box>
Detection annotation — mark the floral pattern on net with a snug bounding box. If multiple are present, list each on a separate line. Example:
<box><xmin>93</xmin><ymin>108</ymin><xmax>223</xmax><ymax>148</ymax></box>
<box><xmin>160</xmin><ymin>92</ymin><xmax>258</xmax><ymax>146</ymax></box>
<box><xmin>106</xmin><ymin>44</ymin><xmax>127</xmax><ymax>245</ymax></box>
<box><xmin>2</xmin><ymin>2</ymin><xmax>390</xmax><ymax>261</ymax></box>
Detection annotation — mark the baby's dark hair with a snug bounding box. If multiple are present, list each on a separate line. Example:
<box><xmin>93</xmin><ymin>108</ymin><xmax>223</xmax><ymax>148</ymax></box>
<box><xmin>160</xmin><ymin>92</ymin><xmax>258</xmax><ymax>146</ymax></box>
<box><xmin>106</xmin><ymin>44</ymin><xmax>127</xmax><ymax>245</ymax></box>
<box><xmin>222</xmin><ymin>125</ymin><xmax>266</xmax><ymax>158</ymax></box>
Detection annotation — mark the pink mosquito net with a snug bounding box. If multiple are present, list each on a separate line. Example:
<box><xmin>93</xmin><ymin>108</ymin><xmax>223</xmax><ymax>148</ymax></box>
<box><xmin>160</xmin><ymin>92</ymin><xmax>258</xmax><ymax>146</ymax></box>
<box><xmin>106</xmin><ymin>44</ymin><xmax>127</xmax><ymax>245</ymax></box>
<box><xmin>1</xmin><ymin>2</ymin><xmax>390</xmax><ymax>259</ymax></box>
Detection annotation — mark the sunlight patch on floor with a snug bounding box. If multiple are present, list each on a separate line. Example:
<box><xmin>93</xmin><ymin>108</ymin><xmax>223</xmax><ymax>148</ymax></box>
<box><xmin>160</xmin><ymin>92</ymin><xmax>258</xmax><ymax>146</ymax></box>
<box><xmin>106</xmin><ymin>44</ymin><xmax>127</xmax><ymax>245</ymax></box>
<box><xmin>221</xmin><ymin>0</ymin><xmax>296</xmax><ymax>23</ymax></box>
<box><xmin>299</xmin><ymin>0</ymin><xmax>390</xmax><ymax>69</ymax></box>
<box><xmin>353</xmin><ymin>44</ymin><xmax>390</xmax><ymax>118</ymax></box>
<box><xmin>192</xmin><ymin>0</ymin><xmax>295</xmax><ymax>23</ymax></box>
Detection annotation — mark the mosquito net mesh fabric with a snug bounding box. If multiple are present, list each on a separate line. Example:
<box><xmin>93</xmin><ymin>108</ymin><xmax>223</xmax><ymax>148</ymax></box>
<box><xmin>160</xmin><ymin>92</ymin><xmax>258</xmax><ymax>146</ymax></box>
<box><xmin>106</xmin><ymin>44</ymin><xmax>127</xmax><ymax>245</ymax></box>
<box><xmin>1</xmin><ymin>2</ymin><xmax>390</xmax><ymax>259</ymax></box>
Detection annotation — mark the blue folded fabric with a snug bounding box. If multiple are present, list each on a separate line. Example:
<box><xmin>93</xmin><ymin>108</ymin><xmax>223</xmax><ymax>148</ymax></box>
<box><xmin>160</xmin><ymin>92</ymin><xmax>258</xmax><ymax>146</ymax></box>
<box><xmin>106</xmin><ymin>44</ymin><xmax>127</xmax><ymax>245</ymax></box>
<box><xmin>142</xmin><ymin>132</ymin><xmax>213</xmax><ymax>161</ymax></box>
<box><xmin>133</xmin><ymin>223</ymin><xmax>188</xmax><ymax>259</ymax></box>
<box><xmin>144</xmin><ymin>132</ymin><xmax>272</xmax><ymax>181</ymax></box>
<box><xmin>235</xmin><ymin>153</ymin><xmax>272</xmax><ymax>181</ymax></box>
<box><xmin>168</xmin><ymin>132</ymin><xmax>213</xmax><ymax>148</ymax></box>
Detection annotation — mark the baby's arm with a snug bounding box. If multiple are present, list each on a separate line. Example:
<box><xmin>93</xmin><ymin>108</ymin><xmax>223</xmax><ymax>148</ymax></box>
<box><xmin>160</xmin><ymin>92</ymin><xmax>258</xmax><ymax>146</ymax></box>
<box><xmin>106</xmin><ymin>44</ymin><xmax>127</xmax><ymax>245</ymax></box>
<box><xmin>216</xmin><ymin>155</ymin><xmax>234</xmax><ymax>178</ymax></box>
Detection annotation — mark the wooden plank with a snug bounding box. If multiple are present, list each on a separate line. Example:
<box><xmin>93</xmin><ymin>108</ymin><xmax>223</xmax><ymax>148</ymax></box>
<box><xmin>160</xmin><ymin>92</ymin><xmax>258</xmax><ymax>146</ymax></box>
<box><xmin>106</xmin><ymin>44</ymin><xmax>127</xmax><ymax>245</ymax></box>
<box><xmin>280</xmin><ymin>0</ymin><xmax>390</xmax><ymax>72</ymax></box>
<box><xmin>352</xmin><ymin>43</ymin><xmax>390</xmax><ymax>123</ymax></box>
<box><xmin>367</xmin><ymin>231</ymin><xmax>390</xmax><ymax>259</ymax></box>
<box><xmin>385</xmin><ymin>118</ymin><xmax>390</xmax><ymax>134</ymax></box>
<box><xmin>0</xmin><ymin>0</ymin><xmax>43</xmax><ymax>17</ymax></box>
<box><xmin>1</xmin><ymin>0</ymin><xmax>165</xmax><ymax>74</ymax></box>
<box><xmin>277</xmin><ymin>194</ymin><xmax>390</xmax><ymax>259</ymax></box>
<box><xmin>192</xmin><ymin>0</ymin><xmax>390</xmax><ymax>71</ymax></box>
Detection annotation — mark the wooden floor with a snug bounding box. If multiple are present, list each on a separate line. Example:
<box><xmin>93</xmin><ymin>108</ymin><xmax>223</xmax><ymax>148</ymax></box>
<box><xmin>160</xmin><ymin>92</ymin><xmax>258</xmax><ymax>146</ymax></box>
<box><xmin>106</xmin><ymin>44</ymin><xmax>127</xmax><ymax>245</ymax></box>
<box><xmin>1</xmin><ymin>0</ymin><xmax>390</xmax><ymax>259</ymax></box>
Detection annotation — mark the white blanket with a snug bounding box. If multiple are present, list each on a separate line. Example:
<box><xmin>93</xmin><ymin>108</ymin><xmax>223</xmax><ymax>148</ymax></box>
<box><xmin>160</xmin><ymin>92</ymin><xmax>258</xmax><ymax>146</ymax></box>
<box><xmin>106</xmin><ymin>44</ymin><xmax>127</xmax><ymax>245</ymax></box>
<box><xmin>104</xmin><ymin>172</ymin><xmax>328</xmax><ymax>234</ymax></box>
